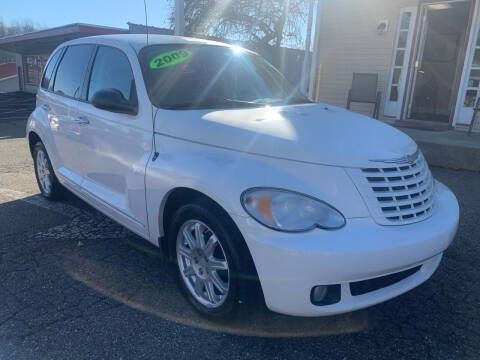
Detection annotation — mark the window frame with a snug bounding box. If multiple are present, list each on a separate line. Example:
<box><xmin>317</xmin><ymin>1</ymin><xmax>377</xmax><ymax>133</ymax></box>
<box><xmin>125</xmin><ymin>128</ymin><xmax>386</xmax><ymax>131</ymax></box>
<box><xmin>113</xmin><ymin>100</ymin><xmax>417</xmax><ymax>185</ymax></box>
<box><xmin>40</xmin><ymin>47</ymin><xmax>65</xmax><ymax>91</ymax></box>
<box><xmin>50</xmin><ymin>44</ymin><xmax>96</xmax><ymax>102</ymax></box>
<box><xmin>84</xmin><ymin>44</ymin><xmax>139</xmax><ymax>115</ymax></box>
<box><xmin>384</xmin><ymin>7</ymin><xmax>418</xmax><ymax>119</ymax></box>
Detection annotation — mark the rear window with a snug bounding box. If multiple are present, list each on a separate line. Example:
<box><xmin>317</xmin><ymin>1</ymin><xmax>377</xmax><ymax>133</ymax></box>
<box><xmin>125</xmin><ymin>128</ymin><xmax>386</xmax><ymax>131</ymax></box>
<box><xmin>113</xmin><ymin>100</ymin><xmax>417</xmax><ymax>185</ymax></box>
<box><xmin>41</xmin><ymin>48</ymin><xmax>63</xmax><ymax>91</ymax></box>
<box><xmin>139</xmin><ymin>44</ymin><xmax>310</xmax><ymax>110</ymax></box>
<box><xmin>53</xmin><ymin>44</ymin><xmax>95</xmax><ymax>99</ymax></box>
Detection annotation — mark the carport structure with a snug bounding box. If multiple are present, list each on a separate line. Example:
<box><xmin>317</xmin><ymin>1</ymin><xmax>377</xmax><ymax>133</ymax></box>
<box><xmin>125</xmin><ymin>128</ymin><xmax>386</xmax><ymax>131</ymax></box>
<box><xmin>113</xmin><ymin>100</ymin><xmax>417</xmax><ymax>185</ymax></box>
<box><xmin>0</xmin><ymin>23</ymin><xmax>127</xmax><ymax>93</ymax></box>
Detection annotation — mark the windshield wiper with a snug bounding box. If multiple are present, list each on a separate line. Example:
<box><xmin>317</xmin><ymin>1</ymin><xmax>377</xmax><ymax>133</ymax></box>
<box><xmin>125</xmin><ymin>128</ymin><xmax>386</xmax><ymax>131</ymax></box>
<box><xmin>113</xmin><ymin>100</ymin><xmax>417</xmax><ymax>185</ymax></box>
<box><xmin>165</xmin><ymin>97</ymin><xmax>265</xmax><ymax>110</ymax></box>
<box><xmin>286</xmin><ymin>98</ymin><xmax>314</xmax><ymax>105</ymax></box>
<box><xmin>224</xmin><ymin>98</ymin><xmax>269</xmax><ymax>106</ymax></box>
<box><xmin>247</xmin><ymin>97</ymin><xmax>314</xmax><ymax>106</ymax></box>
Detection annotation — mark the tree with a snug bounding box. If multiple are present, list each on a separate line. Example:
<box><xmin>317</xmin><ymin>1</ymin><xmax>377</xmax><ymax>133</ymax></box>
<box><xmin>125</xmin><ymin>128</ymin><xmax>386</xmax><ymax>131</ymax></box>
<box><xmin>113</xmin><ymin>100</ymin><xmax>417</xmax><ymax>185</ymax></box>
<box><xmin>170</xmin><ymin>0</ymin><xmax>309</xmax><ymax>48</ymax></box>
<box><xmin>0</xmin><ymin>18</ymin><xmax>45</xmax><ymax>38</ymax></box>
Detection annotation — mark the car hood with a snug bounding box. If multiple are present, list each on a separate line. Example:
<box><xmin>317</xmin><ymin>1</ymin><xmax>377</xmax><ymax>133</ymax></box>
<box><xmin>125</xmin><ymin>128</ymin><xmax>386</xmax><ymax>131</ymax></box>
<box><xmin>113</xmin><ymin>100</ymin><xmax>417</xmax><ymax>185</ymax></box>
<box><xmin>154</xmin><ymin>103</ymin><xmax>417</xmax><ymax>168</ymax></box>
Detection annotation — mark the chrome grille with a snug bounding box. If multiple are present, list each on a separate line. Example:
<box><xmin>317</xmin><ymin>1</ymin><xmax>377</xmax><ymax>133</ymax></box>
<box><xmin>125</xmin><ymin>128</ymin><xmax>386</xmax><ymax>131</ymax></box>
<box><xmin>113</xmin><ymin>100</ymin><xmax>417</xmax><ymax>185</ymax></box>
<box><xmin>347</xmin><ymin>153</ymin><xmax>435</xmax><ymax>225</ymax></box>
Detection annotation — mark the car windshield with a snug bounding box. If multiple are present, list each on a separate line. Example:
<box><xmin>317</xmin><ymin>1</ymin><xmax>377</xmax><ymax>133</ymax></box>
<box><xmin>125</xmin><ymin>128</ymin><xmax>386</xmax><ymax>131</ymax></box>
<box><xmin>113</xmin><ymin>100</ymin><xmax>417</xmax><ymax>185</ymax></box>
<box><xmin>139</xmin><ymin>44</ymin><xmax>311</xmax><ymax>110</ymax></box>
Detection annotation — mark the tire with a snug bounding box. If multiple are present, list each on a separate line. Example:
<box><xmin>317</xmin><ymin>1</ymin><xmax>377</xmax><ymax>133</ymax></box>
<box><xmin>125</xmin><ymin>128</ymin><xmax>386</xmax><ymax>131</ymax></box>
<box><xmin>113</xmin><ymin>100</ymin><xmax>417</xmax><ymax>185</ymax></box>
<box><xmin>167</xmin><ymin>201</ymin><xmax>261</xmax><ymax>319</ymax></box>
<box><xmin>32</xmin><ymin>142</ymin><xmax>65</xmax><ymax>200</ymax></box>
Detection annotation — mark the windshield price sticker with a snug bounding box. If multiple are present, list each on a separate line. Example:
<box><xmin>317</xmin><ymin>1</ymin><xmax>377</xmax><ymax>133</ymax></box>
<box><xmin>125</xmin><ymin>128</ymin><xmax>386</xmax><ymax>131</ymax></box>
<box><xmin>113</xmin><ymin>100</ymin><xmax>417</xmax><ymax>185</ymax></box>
<box><xmin>150</xmin><ymin>49</ymin><xmax>193</xmax><ymax>69</ymax></box>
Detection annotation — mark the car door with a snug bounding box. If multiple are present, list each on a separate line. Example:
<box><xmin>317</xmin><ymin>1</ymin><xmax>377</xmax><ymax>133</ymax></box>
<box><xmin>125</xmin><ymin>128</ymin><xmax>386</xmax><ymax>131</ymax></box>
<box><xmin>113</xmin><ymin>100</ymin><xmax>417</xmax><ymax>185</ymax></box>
<box><xmin>36</xmin><ymin>47</ymin><xmax>64</xmax><ymax>167</ymax></box>
<box><xmin>75</xmin><ymin>45</ymin><xmax>151</xmax><ymax>237</ymax></box>
<box><xmin>48</xmin><ymin>44</ymin><xmax>95</xmax><ymax>188</ymax></box>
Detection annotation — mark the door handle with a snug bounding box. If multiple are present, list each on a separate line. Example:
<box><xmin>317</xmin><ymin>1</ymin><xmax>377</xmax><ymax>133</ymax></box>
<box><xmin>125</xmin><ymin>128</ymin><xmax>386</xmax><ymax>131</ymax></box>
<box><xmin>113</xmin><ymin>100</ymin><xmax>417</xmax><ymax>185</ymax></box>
<box><xmin>41</xmin><ymin>104</ymin><xmax>51</xmax><ymax>111</ymax></box>
<box><xmin>74</xmin><ymin>116</ymin><xmax>90</xmax><ymax>125</ymax></box>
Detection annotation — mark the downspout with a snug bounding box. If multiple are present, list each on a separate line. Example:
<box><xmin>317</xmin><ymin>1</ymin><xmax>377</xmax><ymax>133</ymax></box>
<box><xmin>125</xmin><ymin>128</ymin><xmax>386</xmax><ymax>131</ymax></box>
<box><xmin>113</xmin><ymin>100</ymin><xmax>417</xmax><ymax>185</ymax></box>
<box><xmin>308</xmin><ymin>0</ymin><xmax>324</xmax><ymax>100</ymax></box>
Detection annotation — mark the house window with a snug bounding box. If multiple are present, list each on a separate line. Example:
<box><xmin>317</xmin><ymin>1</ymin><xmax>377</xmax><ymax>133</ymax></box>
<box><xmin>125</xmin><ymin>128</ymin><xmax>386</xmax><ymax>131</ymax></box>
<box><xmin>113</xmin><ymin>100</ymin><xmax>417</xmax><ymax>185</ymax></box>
<box><xmin>463</xmin><ymin>29</ymin><xmax>480</xmax><ymax>108</ymax></box>
<box><xmin>0</xmin><ymin>53</ymin><xmax>15</xmax><ymax>65</ymax></box>
<box><xmin>23</xmin><ymin>55</ymin><xmax>48</xmax><ymax>86</ymax></box>
<box><xmin>384</xmin><ymin>7</ymin><xmax>417</xmax><ymax>118</ymax></box>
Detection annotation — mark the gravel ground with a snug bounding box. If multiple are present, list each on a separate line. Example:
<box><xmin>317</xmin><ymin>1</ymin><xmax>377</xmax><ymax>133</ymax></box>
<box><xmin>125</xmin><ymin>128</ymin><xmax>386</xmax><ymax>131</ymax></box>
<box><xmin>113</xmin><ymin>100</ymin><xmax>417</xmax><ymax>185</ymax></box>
<box><xmin>0</xmin><ymin>94</ymin><xmax>479</xmax><ymax>359</ymax></box>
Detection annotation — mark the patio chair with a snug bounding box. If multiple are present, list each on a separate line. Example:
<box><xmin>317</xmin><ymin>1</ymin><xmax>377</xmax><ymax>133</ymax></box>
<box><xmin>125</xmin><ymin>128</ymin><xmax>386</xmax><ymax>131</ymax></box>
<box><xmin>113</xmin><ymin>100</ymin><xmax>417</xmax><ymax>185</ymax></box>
<box><xmin>346</xmin><ymin>73</ymin><xmax>382</xmax><ymax>119</ymax></box>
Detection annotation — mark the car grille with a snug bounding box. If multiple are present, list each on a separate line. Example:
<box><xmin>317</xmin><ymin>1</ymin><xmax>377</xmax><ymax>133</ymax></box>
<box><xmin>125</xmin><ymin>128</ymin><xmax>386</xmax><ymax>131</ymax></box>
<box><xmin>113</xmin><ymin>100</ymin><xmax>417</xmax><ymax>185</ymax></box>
<box><xmin>347</xmin><ymin>152</ymin><xmax>435</xmax><ymax>225</ymax></box>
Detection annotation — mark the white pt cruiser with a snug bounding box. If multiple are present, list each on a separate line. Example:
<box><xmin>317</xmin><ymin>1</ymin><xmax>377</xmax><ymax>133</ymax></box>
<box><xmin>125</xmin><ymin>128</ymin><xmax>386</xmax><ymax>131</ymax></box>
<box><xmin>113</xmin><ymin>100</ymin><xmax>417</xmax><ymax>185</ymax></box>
<box><xmin>27</xmin><ymin>34</ymin><xmax>459</xmax><ymax>319</ymax></box>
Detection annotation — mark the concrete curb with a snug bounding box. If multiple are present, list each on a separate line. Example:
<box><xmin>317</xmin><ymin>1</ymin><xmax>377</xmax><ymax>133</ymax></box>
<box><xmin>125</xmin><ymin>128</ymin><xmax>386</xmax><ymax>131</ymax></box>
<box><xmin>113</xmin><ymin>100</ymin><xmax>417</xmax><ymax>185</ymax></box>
<box><xmin>396</xmin><ymin>127</ymin><xmax>480</xmax><ymax>172</ymax></box>
<box><xmin>416</xmin><ymin>140</ymin><xmax>480</xmax><ymax>172</ymax></box>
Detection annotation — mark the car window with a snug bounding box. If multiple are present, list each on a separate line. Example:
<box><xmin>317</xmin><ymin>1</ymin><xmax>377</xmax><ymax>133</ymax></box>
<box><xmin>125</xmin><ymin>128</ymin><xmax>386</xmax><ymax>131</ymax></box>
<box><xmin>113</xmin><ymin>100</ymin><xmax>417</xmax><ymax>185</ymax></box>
<box><xmin>40</xmin><ymin>48</ymin><xmax>63</xmax><ymax>91</ymax></box>
<box><xmin>87</xmin><ymin>46</ymin><xmax>137</xmax><ymax>105</ymax></box>
<box><xmin>53</xmin><ymin>44</ymin><xmax>94</xmax><ymax>99</ymax></box>
<box><xmin>139</xmin><ymin>44</ymin><xmax>310</xmax><ymax>110</ymax></box>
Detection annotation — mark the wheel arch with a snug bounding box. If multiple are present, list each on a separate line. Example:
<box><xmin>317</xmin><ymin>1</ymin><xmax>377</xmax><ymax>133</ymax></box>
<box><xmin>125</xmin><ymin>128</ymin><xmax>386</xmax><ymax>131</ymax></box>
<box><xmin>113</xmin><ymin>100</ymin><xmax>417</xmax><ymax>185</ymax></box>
<box><xmin>160</xmin><ymin>187</ymin><xmax>229</xmax><ymax>252</ymax></box>
<box><xmin>159</xmin><ymin>186</ymin><xmax>264</xmax><ymax>304</ymax></box>
<box><xmin>28</xmin><ymin>130</ymin><xmax>42</xmax><ymax>155</ymax></box>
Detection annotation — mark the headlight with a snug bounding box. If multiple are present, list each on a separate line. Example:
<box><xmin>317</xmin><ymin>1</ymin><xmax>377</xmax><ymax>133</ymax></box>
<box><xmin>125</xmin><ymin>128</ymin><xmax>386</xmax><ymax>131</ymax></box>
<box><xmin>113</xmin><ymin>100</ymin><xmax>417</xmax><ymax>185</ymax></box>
<box><xmin>241</xmin><ymin>188</ymin><xmax>345</xmax><ymax>232</ymax></box>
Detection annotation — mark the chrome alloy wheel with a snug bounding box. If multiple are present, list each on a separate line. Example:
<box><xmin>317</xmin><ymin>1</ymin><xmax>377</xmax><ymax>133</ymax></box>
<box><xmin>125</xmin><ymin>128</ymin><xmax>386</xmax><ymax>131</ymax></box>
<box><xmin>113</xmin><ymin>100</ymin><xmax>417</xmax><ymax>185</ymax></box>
<box><xmin>176</xmin><ymin>220</ymin><xmax>230</xmax><ymax>308</ymax></box>
<box><xmin>36</xmin><ymin>149</ymin><xmax>52</xmax><ymax>195</ymax></box>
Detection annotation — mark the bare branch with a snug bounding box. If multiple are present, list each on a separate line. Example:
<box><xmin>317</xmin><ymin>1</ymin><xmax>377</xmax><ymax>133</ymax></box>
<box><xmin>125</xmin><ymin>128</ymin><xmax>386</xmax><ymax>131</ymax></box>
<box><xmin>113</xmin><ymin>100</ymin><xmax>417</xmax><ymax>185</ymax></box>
<box><xmin>170</xmin><ymin>0</ymin><xmax>308</xmax><ymax>48</ymax></box>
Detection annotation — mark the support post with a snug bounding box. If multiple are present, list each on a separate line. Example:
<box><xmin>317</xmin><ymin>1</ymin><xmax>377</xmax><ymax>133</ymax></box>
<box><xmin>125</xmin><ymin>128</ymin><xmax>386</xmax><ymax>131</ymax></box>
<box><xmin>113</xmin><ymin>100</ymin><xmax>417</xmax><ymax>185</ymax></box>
<box><xmin>300</xmin><ymin>0</ymin><xmax>315</xmax><ymax>94</ymax></box>
<box><xmin>174</xmin><ymin>0</ymin><xmax>185</xmax><ymax>36</ymax></box>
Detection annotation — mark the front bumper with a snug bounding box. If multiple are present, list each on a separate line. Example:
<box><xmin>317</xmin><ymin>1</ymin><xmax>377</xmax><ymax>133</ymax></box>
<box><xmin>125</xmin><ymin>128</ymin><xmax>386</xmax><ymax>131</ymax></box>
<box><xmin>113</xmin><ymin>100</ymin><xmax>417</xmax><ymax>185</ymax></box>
<box><xmin>232</xmin><ymin>181</ymin><xmax>459</xmax><ymax>317</ymax></box>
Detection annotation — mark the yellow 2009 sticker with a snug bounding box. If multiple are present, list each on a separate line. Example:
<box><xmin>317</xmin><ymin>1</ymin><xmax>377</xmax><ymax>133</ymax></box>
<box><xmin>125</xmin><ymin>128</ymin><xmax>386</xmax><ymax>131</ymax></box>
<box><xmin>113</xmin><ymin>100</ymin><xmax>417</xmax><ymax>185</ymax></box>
<box><xmin>149</xmin><ymin>49</ymin><xmax>193</xmax><ymax>69</ymax></box>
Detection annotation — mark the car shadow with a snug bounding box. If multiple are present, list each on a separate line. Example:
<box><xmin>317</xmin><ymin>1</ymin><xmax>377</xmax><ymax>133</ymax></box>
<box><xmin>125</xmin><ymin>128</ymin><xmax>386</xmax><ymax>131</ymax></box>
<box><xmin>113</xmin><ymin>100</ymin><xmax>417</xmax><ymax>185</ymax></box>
<box><xmin>64</xmin><ymin>236</ymin><xmax>369</xmax><ymax>338</ymax></box>
<box><xmin>0</xmin><ymin>191</ymin><xmax>368</xmax><ymax>338</ymax></box>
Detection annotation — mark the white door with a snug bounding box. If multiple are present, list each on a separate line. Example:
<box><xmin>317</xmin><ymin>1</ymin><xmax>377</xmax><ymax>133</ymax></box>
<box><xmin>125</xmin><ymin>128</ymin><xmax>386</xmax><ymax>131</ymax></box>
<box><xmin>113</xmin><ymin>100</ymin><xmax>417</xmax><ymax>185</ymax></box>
<box><xmin>48</xmin><ymin>44</ymin><xmax>95</xmax><ymax>188</ymax></box>
<box><xmin>456</xmin><ymin>16</ymin><xmax>480</xmax><ymax>126</ymax></box>
<box><xmin>384</xmin><ymin>7</ymin><xmax>418</xmax><ymax>118</ymax></box>
<box><xmin>75</xmin><ymin>45</ymin><xmax>152</xmax><ymax>237</ymax></box>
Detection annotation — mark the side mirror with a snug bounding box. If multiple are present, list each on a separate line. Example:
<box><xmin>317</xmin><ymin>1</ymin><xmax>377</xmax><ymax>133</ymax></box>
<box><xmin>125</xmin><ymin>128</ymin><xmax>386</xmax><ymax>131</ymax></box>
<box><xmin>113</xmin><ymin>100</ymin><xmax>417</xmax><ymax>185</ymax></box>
<box><xmin>91</xmin><ymin>88</ymin><xmax>138</xmax><ymax>115</ymax></box>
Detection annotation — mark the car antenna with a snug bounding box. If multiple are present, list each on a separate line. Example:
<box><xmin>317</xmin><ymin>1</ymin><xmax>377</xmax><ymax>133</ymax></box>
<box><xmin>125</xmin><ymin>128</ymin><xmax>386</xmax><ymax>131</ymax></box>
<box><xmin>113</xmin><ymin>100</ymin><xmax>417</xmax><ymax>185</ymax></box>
<box><xmin>143</xmin><ymin>0</ymin><xmax>149</xmax><ymax>45</ymax></box>
<box><xmin>143</xmin><ymin>0</ymin><xmax>160</xmax><ymax>162</ymax></box>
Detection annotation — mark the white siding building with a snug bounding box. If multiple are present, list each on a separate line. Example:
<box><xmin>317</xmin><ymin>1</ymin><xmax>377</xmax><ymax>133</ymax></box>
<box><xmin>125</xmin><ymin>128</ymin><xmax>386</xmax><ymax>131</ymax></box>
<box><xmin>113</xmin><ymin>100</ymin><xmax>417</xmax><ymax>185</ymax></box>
<box><xmin>311</xmin><ymin>0</ymin><xmax>480</xmax><ymax>132</ymax></box>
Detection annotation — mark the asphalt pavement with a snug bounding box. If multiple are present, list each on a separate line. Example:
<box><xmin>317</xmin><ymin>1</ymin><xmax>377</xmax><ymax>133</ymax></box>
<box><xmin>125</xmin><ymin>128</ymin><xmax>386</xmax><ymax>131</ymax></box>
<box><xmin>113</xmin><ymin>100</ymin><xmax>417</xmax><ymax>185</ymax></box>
<box><xmin>0</xmin><ymin>93</ymin><xmax>479</xmax><ymax>359</ymax></box>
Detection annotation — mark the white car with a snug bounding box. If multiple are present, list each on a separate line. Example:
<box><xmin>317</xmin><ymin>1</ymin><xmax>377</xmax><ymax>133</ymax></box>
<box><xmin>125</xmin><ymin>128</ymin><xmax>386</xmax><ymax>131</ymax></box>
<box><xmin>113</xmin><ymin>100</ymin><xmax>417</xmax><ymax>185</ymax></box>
<box><xmin>27</xmin><ymin>34</ymin><xmax>459</xmax><ymax>319</ymax></box>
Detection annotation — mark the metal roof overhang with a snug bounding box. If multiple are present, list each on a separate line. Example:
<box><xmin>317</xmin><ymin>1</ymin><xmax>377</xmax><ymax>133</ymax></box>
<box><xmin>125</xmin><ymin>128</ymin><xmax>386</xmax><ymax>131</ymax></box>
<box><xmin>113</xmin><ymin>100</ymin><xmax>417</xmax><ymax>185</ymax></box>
<box><xmin>0</xmin><ymin>23</ymin><xmax>128</xmax><ymax>55</ymax></box>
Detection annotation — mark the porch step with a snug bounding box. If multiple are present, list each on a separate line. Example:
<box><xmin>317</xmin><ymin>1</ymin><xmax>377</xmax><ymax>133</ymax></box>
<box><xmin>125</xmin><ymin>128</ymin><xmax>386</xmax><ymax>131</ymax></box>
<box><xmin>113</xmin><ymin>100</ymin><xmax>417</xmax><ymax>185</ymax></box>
<box><xmin>397</xmin><ymin>127</ymin><xmax>480</xmax><ymax>172</ymax></box>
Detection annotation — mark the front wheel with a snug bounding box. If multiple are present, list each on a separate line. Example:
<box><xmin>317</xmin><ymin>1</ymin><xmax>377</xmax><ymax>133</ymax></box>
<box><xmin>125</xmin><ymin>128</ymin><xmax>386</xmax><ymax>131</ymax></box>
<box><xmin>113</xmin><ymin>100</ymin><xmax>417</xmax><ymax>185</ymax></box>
<box><xmin>177</xmin><ymin>219</ymin><xmax>230</xmax><ymax>309</ymax></box>
<box><xmin>168</xmin><ymin>202</ymin><xmax>260</xmax><ymax>319</ymax></box>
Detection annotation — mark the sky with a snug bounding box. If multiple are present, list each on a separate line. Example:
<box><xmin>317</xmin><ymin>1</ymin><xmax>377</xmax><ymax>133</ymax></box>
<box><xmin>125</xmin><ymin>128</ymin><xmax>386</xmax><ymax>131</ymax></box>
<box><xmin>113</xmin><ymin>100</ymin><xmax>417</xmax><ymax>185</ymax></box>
<box><xmin>1</xmin><ymin>0</ymin><xmax>314</xmax><ymax>50</ymax></box>
<box><xmin>1</xmin><ymin>0</ymin><xmax>172</xmax><ymax>30</ymax></box>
